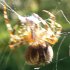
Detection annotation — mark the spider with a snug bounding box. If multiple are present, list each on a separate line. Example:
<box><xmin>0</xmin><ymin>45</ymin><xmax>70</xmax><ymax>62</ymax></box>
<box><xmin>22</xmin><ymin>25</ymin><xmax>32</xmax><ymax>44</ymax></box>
<box><xmin>1</xmin><ymin>0</ymin><xmax>62</xmax><ymax>65</ymax></box>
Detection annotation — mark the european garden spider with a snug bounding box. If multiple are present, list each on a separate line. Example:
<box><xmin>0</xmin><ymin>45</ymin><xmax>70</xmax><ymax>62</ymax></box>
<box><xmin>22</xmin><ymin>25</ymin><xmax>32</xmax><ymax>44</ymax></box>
<box><xmin>1</xmin><ymin>0</ymin><xmax>62</xmax><ymax>65</ymax></box>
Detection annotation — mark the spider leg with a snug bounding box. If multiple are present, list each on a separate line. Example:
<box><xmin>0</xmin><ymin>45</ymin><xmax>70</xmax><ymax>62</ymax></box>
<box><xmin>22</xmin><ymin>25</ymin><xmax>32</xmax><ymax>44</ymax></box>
<box><xmin>43</xmin><ymin>10</ymin><xmax>62</xmax><ymax>37</ymax></box>
<box><xmin>9</xmin><ymin>41</ymin><xmax>20</xmax><ymax>49</ymax></box>
<box><xmin>9</xmin><ymin>42</ymin><xmax>16</xmax><ymax>49</ymax></box>
<box><xmin>9</xmin><ymin>34</ymin><xmax>24</xmax><ymax>49</ymax></box>
<box><xmin>3</xmin><ymin>3</ymin><xmax>24</xmax><ymax>49</ymax></box>
<box><xmin>3</xmin><ymin>4</ymin><xmax>14</xmax><ymax>36</ymax></box>
<box><xmin>43</xmin><ymin>10</ymin><xmax>55</xmax><ymax>20</ymax></box>
<box><xmin>43</xmin><ymin>10</ymin><xmax>62</xmax><ymax>44</ymax></box>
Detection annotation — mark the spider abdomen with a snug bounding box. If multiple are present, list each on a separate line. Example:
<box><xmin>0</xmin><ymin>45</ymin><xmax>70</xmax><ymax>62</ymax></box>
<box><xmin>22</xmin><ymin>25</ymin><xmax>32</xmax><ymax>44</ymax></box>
<box><xmin>25</xmin><ymin>45</ymin><xmax>53</xmax><ymax>65</ymax></box>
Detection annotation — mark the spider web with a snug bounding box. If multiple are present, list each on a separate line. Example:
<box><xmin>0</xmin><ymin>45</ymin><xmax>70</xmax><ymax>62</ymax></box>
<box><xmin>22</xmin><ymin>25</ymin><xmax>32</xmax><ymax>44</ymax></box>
<box><xmin>0</xmin><ymin>0</ymin><xmax>70</xmax><ymax>70</ymax></box>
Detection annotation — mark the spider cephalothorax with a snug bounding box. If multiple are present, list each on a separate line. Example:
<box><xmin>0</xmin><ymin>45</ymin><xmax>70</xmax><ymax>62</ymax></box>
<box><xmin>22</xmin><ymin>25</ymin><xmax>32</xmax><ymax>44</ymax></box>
<box><xmin>2</xmin><ymin>0</ymin><xmax>62</xmax><ymax>65</ymax></box>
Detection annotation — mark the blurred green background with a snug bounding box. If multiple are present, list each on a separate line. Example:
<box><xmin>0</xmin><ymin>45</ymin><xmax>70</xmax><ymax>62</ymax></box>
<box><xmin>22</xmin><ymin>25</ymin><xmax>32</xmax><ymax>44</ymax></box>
<box><xmin>0</xmin><ymin>0</ymin><xmax>70</xmax><ymax>70</ymax></box>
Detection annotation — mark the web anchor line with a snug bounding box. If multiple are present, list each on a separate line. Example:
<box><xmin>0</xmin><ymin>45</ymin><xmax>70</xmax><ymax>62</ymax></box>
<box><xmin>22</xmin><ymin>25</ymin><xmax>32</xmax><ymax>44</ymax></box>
<box><xmin>56</xmin><ymin>36</ymin><xmax>66</xmax><ymax>70</ymax></box>
<box><xmin>69</xmin><ymin>45</ymin><xmax>70</xmax><ymax>56</ymax></box>
<box><xmin>61</xmin><ymin>32</ymin><xmax>70</xmax><ymax>36</ymax></box>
